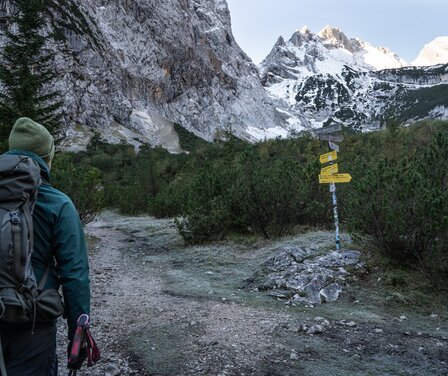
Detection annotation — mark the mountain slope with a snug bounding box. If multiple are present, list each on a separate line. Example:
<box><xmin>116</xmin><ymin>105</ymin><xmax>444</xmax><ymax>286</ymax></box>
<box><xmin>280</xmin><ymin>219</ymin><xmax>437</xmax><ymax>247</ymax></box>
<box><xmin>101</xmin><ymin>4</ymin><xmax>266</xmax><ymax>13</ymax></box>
<box><xmin>0</xmin><ymin>0</ymin><xmax>285</xmax><ymax>149</ymax></box>
<box><xmin>260</xmin><ymin>26</ymin><xmax>448</xmax><ymax>131</ymax></box>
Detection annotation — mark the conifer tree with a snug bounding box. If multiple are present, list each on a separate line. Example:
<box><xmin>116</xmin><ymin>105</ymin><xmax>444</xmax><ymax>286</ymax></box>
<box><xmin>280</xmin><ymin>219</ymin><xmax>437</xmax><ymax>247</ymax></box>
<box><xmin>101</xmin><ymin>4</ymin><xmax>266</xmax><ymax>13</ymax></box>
<box><xmin>0</xmin><ymin>0</ymin><xmax>63</xmax><ymax>150</ymax></box>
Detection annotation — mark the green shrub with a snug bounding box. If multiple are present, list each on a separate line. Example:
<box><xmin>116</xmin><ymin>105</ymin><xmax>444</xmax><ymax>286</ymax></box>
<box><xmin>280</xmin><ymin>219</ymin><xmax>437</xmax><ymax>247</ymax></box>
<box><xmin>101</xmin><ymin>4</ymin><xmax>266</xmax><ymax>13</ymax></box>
<box><xmin>52</xmin><ymin>154</ymin><xmax>104</xmax><ymax>225</ymax></box>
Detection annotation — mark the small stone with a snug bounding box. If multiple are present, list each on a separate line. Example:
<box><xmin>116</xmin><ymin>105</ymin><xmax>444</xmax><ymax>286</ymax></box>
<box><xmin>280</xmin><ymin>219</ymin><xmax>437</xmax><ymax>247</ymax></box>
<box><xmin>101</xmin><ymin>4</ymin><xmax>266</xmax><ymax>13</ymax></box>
<box><xmin>346</xmin><ymin>321</ymin><xmax>356</xmax><ymax>327</ymax></box>
<box><xmin>436</xmin><ymin>342</ymin><xmax>444</xmax><ymax>348</ymax></box>
<box><xmin>417</xmin><ymin>332</ymin><xmax>423</xmax><ymax>336</ymax></box>
<box><xmin>307</xmin><ymin>325</ymin><xmax>324</xmax><ymax>335</ymax></box>
<box><xmin>418</xmin><ymin>347</ymin><xmax>424</xmax><ymax>352</ymax></box>
<box><xmin>343</xmin><ymin>349</ymin><xmax>350</xmax><ymax>353</ymax></box>
<box><xmin>404</xmin><ymin>332</ymin><xmax>411</xmax><ymax>336</ymax></box>
<box><xmin>374</xmin><ymin>328</ymin><xmax>383</xmax><ymax>334</ymax></box>
<box><xmin>399</xmin><ymin>315</ymin><xmax>407</xmax><ymax>321</ymax></box>
<box><xmin>105</xmin><ymin>364</ymin><xmax>120</xmax><ymax>376</ymax></box>
<box><xmin>430</xmin><ymin>314</ymin><xmax>438</xmax><ymax>318</ymax></box>
<box><xmin>290</xmin><ymin>352</ymin><xmax>299</xmax><ymax>360</ymax></box>
<box><xmin>314</xmin><ymin>317</ymin><xmax>331</xmax><ymax>327</ymax></box>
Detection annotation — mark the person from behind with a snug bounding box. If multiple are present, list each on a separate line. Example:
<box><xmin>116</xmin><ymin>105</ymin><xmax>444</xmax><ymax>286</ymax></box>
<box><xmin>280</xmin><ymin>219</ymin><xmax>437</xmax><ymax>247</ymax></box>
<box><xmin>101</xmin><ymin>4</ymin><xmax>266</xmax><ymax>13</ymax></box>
<box><xmin>0</xmin><ymin>117</ymin><xmax>91</xmax><ymax>375</ymax></box>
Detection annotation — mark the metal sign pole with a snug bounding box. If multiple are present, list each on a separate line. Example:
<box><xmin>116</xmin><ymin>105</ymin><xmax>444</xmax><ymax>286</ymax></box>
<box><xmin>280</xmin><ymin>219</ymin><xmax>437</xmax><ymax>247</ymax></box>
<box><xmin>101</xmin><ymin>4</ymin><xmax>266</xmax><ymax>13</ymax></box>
<box><xmin>319</xmin><ymin>132</ymin><xmax>349</xmax><ymax>252</ymax></box>
<box><xmin>327</xmin><ymin>141</ymin><xmax>340</xmax><ymax>250</ymax></box>
<box><xmin>330</xmin><ymin>182</ymin><xmax>341</xmax><ymax>250</ymax></box>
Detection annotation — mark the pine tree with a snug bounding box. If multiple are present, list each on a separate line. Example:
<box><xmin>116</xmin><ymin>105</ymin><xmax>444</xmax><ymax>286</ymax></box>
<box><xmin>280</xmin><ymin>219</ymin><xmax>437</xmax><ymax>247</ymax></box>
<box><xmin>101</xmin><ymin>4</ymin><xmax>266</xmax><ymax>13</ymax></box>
<box><xmin>0</xmin><ymin>0</ymin><xmax>63</xmax><ymax>150</ymax></box>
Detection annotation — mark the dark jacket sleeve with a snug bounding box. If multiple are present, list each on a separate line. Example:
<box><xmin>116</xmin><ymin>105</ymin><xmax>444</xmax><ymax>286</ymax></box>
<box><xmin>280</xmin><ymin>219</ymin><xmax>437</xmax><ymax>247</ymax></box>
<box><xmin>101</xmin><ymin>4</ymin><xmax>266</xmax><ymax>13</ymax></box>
<box><xmin>54</xmin><ymin>199</ymin><xmax>91</xmax><ymax>339</ymax></box>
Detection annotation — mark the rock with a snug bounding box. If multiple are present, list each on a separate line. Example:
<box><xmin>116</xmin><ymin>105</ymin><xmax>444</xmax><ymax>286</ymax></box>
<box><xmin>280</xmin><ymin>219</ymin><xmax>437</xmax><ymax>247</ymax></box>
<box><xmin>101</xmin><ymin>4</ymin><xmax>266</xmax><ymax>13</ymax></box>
<box><xmin>320</xmin><ymin>283</ymin><xmax>342</xmax><ymax>302</ymax></box>
<box><xmin>314</xmin><ymin>317</ymin><xmax>331</xmax><ymax>327</ymax></box>
<box><xmin>105</xmin><ymin>364</ymin><xmax>121</xmax><ymax>376</ymax></box>
<box><xmin>256</xmin><ymin>247</ymin><xmax>362</xmax><ymax>305</ymax></box>
<box><xmin>306</xmin><ymin>325</ymin><xmax>324</xmax><ymax>334</ymax></box>
<box><xmin>346</xmin><ymin>321</ymin><xmax>357</xmax><ymax>327</ymax></box>
<box><xmin>374</xmin><ymin>328</ymin><xmax>383</xmax><ymax>334</ymax></box>
<box><xmin>290</xmin><ymin>352</ymin><xmax>299</xmax><ymax>360</ymax></box>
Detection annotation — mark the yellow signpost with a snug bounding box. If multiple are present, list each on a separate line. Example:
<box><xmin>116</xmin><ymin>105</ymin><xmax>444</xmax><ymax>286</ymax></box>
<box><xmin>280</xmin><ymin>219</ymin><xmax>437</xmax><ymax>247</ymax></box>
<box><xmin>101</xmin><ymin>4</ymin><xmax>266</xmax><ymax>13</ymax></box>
<box><xmin>319</xmin><ymin>151</ymin><xmax>338</xmax><ymax>164</ymax></box>
<box><xmin>320</xmin><ymin>163</ymin><xmax>339</xmax><ymax>176</ymax></box>
<box><xmin>319</xmin><ymin>173</ymin><xmax>352</xmax><ymax>184</ymax></box>
<box><xmin>317</xmin><ymin>127</ymin><xmax>351</xmax><ymax>251</ymax></box>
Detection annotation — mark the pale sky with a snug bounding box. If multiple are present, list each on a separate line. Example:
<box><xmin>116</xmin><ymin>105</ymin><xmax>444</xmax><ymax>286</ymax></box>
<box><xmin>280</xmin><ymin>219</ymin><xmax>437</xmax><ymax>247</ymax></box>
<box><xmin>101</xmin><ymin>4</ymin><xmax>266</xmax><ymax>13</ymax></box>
<box><xmin>226</xmin><ymin>0</ymin><xmax>448</xmax><ymax>64</ymax></box>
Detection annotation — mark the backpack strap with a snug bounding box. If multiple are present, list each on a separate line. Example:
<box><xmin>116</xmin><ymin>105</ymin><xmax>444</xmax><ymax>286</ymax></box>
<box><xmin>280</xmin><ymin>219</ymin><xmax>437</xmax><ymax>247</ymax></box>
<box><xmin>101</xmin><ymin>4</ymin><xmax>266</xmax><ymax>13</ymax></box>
<box><xmin>22</xmin><ymin>202</ymin><xmax>34</xmax><ymax>256</ymax></box>
<box><xmin>37</xmin><ymin>264</ymin><xmax>51</xmax><ymax>292</ymax></box>
<box><xmin>10</xmin><ymin>211</ymin><xmax>24</xmax><ymax>283</ymax></box>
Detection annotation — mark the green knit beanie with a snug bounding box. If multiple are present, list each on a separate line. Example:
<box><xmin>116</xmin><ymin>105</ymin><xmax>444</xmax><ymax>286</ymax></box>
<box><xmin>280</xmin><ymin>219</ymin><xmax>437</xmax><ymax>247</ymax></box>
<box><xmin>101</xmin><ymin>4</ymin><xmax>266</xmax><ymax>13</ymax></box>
<box><xmin>8</xmin><ymin>117</ymin><xmax>55</xmax><ymax>162</ymax></box>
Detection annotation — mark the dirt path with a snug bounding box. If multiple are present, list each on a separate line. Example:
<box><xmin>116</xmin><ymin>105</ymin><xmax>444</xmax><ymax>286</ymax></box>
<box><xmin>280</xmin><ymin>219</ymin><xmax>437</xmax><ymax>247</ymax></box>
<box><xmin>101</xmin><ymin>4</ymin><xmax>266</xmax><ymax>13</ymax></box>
<box><xmin>58</xmin><ymin>212</ymin><xmax>448</xmax><ymax>376</ymax></box>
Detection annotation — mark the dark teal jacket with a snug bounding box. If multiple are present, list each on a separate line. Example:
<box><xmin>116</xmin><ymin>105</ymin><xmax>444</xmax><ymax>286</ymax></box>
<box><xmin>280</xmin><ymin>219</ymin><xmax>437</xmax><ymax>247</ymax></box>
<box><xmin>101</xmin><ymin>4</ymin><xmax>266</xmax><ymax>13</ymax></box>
<box><xmin>6</xmin><ymin>150</ymin><xmax>91</xmax><ymax>339</ymax></box>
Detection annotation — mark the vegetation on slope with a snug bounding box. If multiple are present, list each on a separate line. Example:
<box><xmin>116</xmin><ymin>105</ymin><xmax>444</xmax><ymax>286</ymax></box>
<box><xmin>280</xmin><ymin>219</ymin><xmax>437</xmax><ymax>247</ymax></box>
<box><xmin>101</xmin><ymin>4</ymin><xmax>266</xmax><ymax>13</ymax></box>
<box><xmin>50</xmin><ymin>120</ymin><xmax>448</xmax><ymax>286</ymax></box>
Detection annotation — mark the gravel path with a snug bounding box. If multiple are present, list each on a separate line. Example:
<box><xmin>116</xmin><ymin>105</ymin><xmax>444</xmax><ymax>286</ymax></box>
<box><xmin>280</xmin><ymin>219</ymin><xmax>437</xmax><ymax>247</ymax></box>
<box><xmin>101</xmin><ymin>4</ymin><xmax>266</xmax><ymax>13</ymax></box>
<box><xmin>56</xmin><ymin>212</ymin><xmax>448</xmax><ymax>376</ymax></box>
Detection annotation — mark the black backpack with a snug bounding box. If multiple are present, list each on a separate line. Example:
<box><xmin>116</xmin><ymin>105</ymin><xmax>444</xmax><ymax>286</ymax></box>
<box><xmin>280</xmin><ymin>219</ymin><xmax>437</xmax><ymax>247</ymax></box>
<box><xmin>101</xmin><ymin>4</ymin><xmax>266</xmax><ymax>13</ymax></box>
<box><xmin>0</xmin><ymin>154</ymin><xmax>63</xmax><ymax>326</ymax></box>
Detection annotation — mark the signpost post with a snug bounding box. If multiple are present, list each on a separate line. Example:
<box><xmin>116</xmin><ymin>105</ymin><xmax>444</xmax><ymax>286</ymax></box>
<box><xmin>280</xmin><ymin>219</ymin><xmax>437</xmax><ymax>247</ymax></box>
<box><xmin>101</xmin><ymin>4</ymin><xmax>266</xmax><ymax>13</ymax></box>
<box><xmin>318</xmin><ymin>127</ymin><xmax>351</xmax><ymax>251</ymax></box>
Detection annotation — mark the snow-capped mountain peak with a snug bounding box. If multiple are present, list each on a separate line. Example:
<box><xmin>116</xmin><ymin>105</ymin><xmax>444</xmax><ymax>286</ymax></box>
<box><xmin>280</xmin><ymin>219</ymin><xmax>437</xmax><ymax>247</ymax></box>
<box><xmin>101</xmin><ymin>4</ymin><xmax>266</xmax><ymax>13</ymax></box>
<box><xmin>413</xmin><ymin>36</ymin><xmax>448</xmax><ymax>66</ymax></box>
<box><xmin>259</xmin><ymin>25</ymin><xmax>447</xmax><ymax>133</ymax></box>
<box><xmin>318</xmin><ymin>25</ymin><xmax>354</xmax><ymax>52</ymax></box>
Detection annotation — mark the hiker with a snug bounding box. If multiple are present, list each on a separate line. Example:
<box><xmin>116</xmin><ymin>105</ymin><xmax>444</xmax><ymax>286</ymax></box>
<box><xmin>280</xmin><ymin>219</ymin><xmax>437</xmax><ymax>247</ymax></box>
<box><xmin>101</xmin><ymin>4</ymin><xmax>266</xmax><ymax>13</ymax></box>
<box><xmin>0</xmin><ymin>117</ymin><xmax>91</xmax><ymax>375</ymax></box>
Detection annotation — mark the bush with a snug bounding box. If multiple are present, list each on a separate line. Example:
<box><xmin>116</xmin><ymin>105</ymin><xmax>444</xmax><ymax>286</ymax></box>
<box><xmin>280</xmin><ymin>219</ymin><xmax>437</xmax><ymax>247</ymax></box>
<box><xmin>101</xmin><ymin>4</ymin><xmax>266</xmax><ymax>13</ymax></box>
<box><xmin>344</xmin><ymin>127</ymin><xmax>448</xmax><ymax>281</ymax></box>
<box><xmin>52</xmin><ymin>154</ymin><xmax>104</xmax><ymax>225</ymax></box>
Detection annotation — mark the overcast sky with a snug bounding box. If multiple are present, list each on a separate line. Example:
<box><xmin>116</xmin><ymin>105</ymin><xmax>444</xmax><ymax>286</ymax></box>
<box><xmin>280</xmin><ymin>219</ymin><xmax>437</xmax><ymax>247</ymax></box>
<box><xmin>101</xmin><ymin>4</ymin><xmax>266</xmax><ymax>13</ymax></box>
<box><xmin>226</xmin><ymin>0</ymin><xmax>448</xmax><ymax>64</ymax></box>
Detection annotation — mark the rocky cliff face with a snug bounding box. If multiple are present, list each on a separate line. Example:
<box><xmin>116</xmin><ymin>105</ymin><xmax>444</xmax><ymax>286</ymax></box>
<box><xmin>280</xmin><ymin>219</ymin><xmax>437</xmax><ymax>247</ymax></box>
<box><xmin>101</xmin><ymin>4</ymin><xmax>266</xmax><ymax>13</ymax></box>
<box><xmin>260</xmin><ymin>26</ymin><xmax>448</xmax><ymax>130</ymax></box>
<box><xmin>0</xmin><ymin>0</ymin><xmax>285</xmax><ymax>150</ymax></box>
<box><xmin>1</xmin><ymin>2</ymin><xmax>447</xmax><ymax>148</ymax></box>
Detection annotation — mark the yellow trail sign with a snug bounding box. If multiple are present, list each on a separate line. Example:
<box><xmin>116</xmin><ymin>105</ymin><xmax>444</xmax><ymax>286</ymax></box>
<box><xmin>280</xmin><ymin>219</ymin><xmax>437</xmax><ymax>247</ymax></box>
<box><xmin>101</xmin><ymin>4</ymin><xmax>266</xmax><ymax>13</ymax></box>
<box><xmin>319</xmin><ymin>151</ymin><xmax>337</xmax><ymax>164</ymax></box>
<box><xmin>321</xmin><ymin>163</ymin><xmax>339</xmax><ymax>175</ymax></box>
<box><xmin>319</xmin><ymin>173</ymin><xmax>352</xmax><ymax>184</ymax></box>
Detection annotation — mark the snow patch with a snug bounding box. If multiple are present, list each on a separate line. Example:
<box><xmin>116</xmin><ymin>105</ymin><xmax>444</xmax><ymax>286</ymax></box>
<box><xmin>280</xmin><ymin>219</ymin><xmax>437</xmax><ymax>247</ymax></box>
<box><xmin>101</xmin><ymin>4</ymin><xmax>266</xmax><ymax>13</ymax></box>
<box><xmin>413</xmin><ymin>37</ymin><xmax>448</xmax><ymax>66</ymax></box>
<box><xmin>246</xmin><ymin>125</ymin><xmax>289</xmax><ymax>140</ymax></box>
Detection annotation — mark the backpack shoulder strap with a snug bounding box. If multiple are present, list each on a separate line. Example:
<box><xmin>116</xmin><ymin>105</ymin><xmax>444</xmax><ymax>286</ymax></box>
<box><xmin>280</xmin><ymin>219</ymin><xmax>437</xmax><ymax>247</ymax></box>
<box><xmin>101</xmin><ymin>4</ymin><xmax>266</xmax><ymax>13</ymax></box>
<box><xmin>38</xmin><ymin>264</ymin><xmax>51</xmax><ymax>291</ymax></box>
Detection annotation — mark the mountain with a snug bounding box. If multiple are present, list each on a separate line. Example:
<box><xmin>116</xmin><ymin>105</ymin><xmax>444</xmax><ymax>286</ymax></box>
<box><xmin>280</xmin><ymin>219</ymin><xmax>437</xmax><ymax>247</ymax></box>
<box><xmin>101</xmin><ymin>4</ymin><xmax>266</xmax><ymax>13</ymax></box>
<box><xmin>1</xmin><ymin>1</ymin><xmax>447</xmax><ymax>148</ymax></box>
<box><xmin>413</xmin><ymin>37</ymin><xmax>448</xmax><ymax>66</ymax></box>
<box><xmin>260</xmin><ymin>26</ymin><xmax>448</xmax><ymax>131</ymax></box>
<box><xmin>0</xmin><ymin>0</ymin><xmax>286</xmax><ymax>150</ymax></box>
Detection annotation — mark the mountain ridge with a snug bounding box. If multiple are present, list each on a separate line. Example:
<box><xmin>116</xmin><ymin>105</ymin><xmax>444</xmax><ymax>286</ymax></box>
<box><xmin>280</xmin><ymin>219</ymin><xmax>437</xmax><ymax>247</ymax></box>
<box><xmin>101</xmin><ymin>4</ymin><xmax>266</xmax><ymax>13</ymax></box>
<box><xmin>260</xmin><ymin>26</ymin><xmax>448</xmax><ymax>132</ymax></box>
